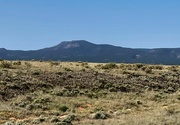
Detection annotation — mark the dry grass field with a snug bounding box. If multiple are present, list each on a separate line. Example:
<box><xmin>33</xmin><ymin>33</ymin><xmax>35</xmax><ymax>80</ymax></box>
<box><xmin>0</xmin><ymin>60</ymin><xmax>179</xmax><ymax>125</ymax></box>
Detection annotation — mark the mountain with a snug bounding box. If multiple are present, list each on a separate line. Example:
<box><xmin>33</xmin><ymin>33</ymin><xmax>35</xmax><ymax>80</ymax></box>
<box><xmin>0</xmin><ymin>40</ymin><xmax>180</xmax><ymax>64</ymax></box>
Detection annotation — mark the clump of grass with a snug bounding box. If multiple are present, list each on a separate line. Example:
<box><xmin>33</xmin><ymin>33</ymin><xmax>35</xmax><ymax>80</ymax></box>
<box><xmin>0</xmin><ymin>61</ymin><xmax>12</xmax><ymax>68</ymax></box>
<box><xmin>50</xmin><ymin>61</ymin><xmax>59</xmax><ymax>67</ymax></box>
<box><xmin>4</xmin><ymin>121</ymin><xmax>15</xmax><ymax>125</ymax></box>
<box><xmin>32</xmin><ymin>116</ymin><xmax>46</xmax><ymax>124</ymax></box>
<box><xmin>51</xmin><ymin>115</ymin><xmax>75</xmax><ymax>125</ymax></box>
<box><xmin>177</xmin><ymin>95</ymin><xmax>180</xmax><ymax>100</ymax></box>
<box><xmin>64</xmin><ymin>67</ymin><xmax>73</xmax><ymax>72</ymax></box>
<box><xmin>90</xmin><ymin>111</ymin><xmax>109</xmax><ymax>119</ymax></box>
<box><xmin>39</xmin><ymin>60</ymin><xmax>44</xmax><ymax>62</ymax></box>
<box><xmin>24</xmin><ymin>62</ymin><xmax>32</xmax><ymax>67</ymax></box>
<box><xmin>50</xmin><ymin>116</ymin><xmax>60</xmax><ymax>123</ymax></box>
<box><xmin>164</xmin><ymin>87</ymin><xmax>176</xmax><ymax>93</ymax></box>
<box><xmin>165</xmin><ymin>106</ymin><xmax>179</xmax><ymax>115</ymax></box>
<box><xmin>124</xmin><ymin>101</ymin><xmax>139</xmax><ymax>109</ymax></box>
<box><xmin>142</xmin><ymin>66</ymin><xmax>153</xmax><ymax>74</ymax></box>
<box><xmin>94</xmin><ymin>64</ymin><xmax>103</xmax><ymax>69</ymax></box>
<box><xmin>16</xmin><ymin>120</ymin><xmax>28</xmax><ymax>125</ymax></box>
<box><xmin>168</xmin><ymin>66</ymin><xmax>178</xmax><ymax>72</ymax></box>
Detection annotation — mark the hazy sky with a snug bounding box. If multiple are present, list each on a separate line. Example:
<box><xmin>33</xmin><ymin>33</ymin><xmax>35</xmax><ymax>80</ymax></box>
<box><xmin>0</xmin><ymin>0</ymin><xmax>180</xmax><ymax>50</ymax></box>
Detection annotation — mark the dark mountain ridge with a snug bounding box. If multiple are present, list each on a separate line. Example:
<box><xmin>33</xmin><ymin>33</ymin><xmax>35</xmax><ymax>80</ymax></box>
<box><xmin>0</xmin><ymin>40</ymin><xmax>180</xmax><ymax>64</ymax></box>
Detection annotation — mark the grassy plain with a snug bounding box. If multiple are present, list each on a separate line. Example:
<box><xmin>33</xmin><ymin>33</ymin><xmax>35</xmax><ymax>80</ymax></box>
<box><xmin>0</xmin><ymin>60</ymin><xmax>179</xmax><ymax>125</ymax></box>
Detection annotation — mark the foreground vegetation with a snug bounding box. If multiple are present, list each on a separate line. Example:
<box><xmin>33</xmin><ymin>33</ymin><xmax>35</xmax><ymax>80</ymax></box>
<box><xmin>0</xmin><ymin>60</ymin><xmax>180</xmax><ymax>125</ymax></box>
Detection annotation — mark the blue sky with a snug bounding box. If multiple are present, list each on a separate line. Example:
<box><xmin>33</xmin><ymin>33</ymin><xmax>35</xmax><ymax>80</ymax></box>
<box><xmin>0</xmin><ymin>0</ymin><xmax>180</xmax><ymax>50</ymax></box>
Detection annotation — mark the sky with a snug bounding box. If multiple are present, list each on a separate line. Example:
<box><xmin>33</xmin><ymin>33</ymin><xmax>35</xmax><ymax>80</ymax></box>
<box><xmin>0</xmin><ymin>0</ymin><xmax>180</xmax><ymax>50</ymax></box>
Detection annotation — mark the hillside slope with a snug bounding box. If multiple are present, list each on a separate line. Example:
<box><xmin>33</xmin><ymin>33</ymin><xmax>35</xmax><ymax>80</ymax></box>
<box><xmin>0</xmin><ymin>40</ymin><xmax>180</xmax><ymax>64</ymax></box>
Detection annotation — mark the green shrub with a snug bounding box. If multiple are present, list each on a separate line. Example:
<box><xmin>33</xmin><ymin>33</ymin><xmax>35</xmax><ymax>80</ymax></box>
<box><xmin>32</xmin><ymin>116</ymin><xmax>45</xmax><ymax>124</ymax></box>
<box><xmin>81</xmin><ymin>62</ymin><xmax>88</xmax><ymax>66</ymax></box>
<box><xmin>59</xmin><ymin>105</ymin><xmax>69</xmax><ymax>112</ymax></box>
<box><xmin>135</xmin><ymin>63</ymin><xmax>145</xmax><ymax>68</ymax></box>
<box><xmin>154</xmin><ymin>65</ymin><xmax>163</xmax><ymax>70</ymax></box>
<box><xmin>80</xmin><ymin>68</ymin><xmax>86</xmax><ymax>72</ymax></box>
<box><xmin>13</xmin><ymin>61</ymin><xmax>21</xmax><ymax>66</ymax></box>
<box><xmin>85</xmin><ymin>65</ymin><xmax>90</xmax><ymax>68</ymax></box>
<box><xmin>177</xmin><ymin>95</ymin><xmax>180</xmax><ymax>100</ymax></box>
<box><xmin>62</xmin><ymin>114</ymin><xmax>76</xmax><ymax>123</ymax></box>
<box><xmin>141</xmin><ymin>66</ymin><xmax>146</xmax><ymax>71</ymax></box>
<box><xmin>101</xmin><ymin>63</ymin><xmax>118</xmax><ymax>69</ymax></box>
<box><xmin>32</xmin><ymin>70</ymin><xmax>41</xmax><ymax>75</ymax></box>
